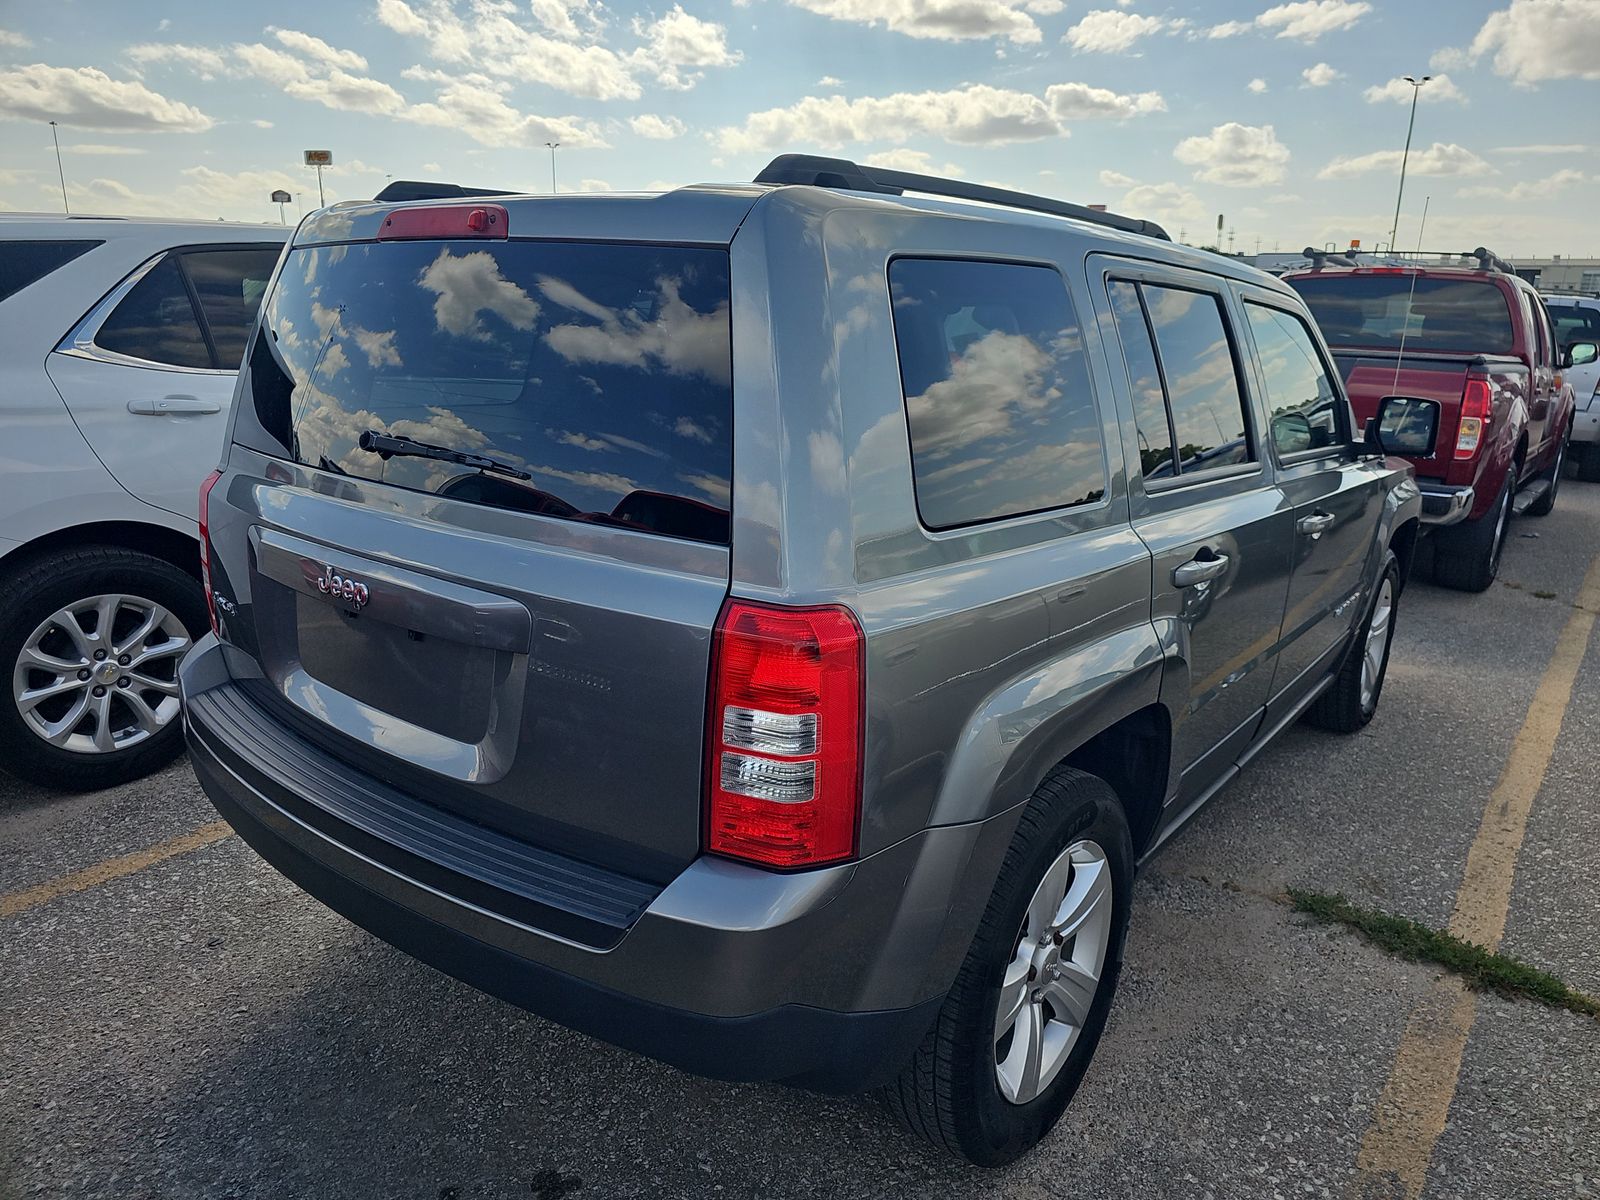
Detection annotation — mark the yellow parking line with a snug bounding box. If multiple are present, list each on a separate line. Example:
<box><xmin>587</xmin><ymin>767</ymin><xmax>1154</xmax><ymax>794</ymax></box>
<box><xmin>0</xmin><ymin>820</ymin><xmax>233</xmax><ymax>920</ymax></box>
<box><xmin>1351</xmin><ymin>553</ymin><xmax>1600</xmax><ymax>1199</ymax></box>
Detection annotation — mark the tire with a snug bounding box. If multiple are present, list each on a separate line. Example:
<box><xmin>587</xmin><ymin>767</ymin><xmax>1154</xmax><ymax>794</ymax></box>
<box><xmin>1432</xmin><ymin>472</ymin><xmax>1512</xmax><ymax>593</ymax></box>
<box><xmin>0</xmin><ymin>546</ymin><xmax>205</xmax><ymax>791</ymax></box>
<box><xmin>1575</xmin><ymin>443</ymin><xmax>1600</xmax><ymax>484</ymax></box>
<box><xmin>880</xmin><ymin>766</ymin><xmax>1134</xmax><ymax>1167</ymax></box>
<box><xmin>1305</xmin><ymin>551</ymin><xmax>1399</xmax><ymax>734</ymax></box>
<box><xmin>1522</xmin><ymin>433</ymin><xmax>1566</xmax><ymax>517</ymax></box>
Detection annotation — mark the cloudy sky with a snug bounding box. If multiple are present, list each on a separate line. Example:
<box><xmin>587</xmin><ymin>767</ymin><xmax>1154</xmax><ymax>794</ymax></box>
<box><xmin>1</xmin><ymin>0</ymin><xmax>1596</xmax><ymax>254</ymax></box>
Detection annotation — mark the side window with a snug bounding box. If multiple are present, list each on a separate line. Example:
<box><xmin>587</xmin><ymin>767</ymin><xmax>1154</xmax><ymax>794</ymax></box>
<box><xmin>1244</xmin><ymin>303</ymin><xmax>1347</xmax><ymax>457</ymax></box>
<box><xmin>1140</xmin><ymin>284</ymin><xmax>1254</xmax><ymax>473</ymax></box>
<box><xmin>0</xmin><ymin>239</ymin><xmax>103</xmax><ymax>303</ymax></box>
<box><xmin>889</xmin><ymin>257</ymin><xmax>1106</xmax><ymax>529</ymax></box>
<box><xmin>1107</xmin><ymin>281</ymin><xmax>1177</xmax><ymax>479</ymax></box>
<box><xmin>180</xmin><ymin>247</ymin><xmax>281</xmax><ymax>369</ymax></box>
<box><xmin>93</xmin><ymin>256</ymin><xmax>211</xmax><ymax>369</ymax></box>
<box><xmin>1536</xmin><ymin>301</ymin><xmax>1557</xmax><ymax>370</ymax></box>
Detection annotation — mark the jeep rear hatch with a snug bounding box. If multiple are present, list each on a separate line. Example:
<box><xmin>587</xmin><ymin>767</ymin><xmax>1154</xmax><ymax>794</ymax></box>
<box><xmin>221</xmin><ymin>228</ymin><xmax>735</xmax><ymax>881</ymax></box>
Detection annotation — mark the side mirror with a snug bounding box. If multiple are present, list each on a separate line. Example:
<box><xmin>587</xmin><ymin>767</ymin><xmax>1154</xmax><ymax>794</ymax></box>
<box><xmin>1367</xmin><ymin>395</ymin><xmax>1440</xmax><ymax>457</ymax></box>
<box><xmin>1563</xmin><ymin>341</ymin><xmax>1598</xmax><ymax>368</ymax></box>
<box><xmin>1271</xmin><ymin>411</ymin><xmax>1314</xmax><ymax>454</ymax></box>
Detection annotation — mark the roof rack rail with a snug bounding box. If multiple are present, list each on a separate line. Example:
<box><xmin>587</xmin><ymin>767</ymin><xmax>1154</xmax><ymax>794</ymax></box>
<box><xmin>753</xmin><ymin>153</ymin><xmax>1170</xmax><ymax>242</ymax></box>
<box><xmin>374</xmin><ymin>180</ymin><xmax>516</xmax><ymax>203</ymax></box>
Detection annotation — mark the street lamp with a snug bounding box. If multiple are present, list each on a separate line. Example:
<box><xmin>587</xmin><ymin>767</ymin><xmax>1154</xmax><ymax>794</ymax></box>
<box><xmin>48</xmin><ymin>120</ymin><xmax>69</xmax><ymax>214</ymax></box>
<box><xmin>1388</xmin><ymin>75</ymin><xmax>1431</xmax><ymax>252</ymax></box>
<box><xmin>545</xmin><ymin>142</ymin><xmax>560</xmax><ymax>194</ymax></box>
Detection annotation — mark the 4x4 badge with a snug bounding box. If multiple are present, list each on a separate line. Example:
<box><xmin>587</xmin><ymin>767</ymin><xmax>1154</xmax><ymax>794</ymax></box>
<box><xmin>316</xmin><ymin>565</ymin><xmax>370</xmax><ymax>609</ymax></box>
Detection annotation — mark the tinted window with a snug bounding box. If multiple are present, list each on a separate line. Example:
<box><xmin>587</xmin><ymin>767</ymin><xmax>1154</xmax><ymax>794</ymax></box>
<box><xmin>889</xmin><ymin>258</ymin><xmax>1105</xmax><ymax>529</ymax></box>
<box><xmin>1289</xmin><ymin>275</ymin><xmax>1514</xmax><ymax>354</ymax></box>
<box><xmin>1140</xmin><ymin>285</ymin><xmax>1252</xmax><ymax>473</ymax></box>
<box><xmin>0</xmin><ymin>239</ymin><xmax>102</xmax><ymax>302</ymax></box>
<box><xmin>183</xmin><ymin>247</ymin><xmax>281</xmax><ymax>369</ymax></box>
<box><xmin>1246</xmin><ymin>303</ymin><xmax>1346</xmax><ymax>457</ymax></box>
<box><xmin>94</xmin><ymin>256</ymin><xmax>211</xmax><ymax>369</ymax></box>
<box><xmin>1107</xmin><ymin>281</ymin><xmax>1176</xmax><ymax>480</ymax></box>
<box><xmin>252</xmin><ymin>239</ymin><xmax>733</xmax><ymax>544</ymax></box>
<box><xmin>1547</xmin><ymin>303</ymin><xmax>1600</xmax><ymax>343</ymax></box>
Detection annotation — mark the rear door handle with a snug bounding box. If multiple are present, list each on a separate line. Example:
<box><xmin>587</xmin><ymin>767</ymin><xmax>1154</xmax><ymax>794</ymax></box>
<box><xmin>1297</xmin><ymin>511</ymin><xmax>1336</xmax><ymax>538</ymax></box>
<box><xmin>127</xmin><ymin>395</ymin><xmax>221</xmax><ymax>415</ymax></box>
<box><xmin>1172</xmin><ymin>552</ymin><xmax>1229</xmax><ymax>588</ymax></box>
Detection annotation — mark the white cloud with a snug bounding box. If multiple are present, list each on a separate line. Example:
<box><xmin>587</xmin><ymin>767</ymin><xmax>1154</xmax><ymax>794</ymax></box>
<box><xmin>1247</xmin><ymin>77</ymin><xmax>1268</xmax><ymax>93</ymax></box>
<box><xmin>715</xmin><ymin>82</ymin><xmax>1163</xmax><ymax>153</ymax></box>
<box><xmin>1121</xmin><ymin>181</ymin><xmax>1208</xmax><ymax>228</ymax></box>
<box><xmin>57</xmin><ymin>143</ymin><xmax>146</xmax><ymax>156</ymax></box>
<box><xmin>1459</xmin><ymin>168</ymin><xmax>1583</xmax><ymax>202</ymax></box>
<box><xmin>0</xmin><ymin>28</ymin><xmax>32</xmax><ymax>48</ymax></box>
<box><xmin>252</xmin><ymin>119</ymin><xmax>274</xmax><ymax>128</ymax></box>
<box><xmin>1064</xmin><ymin>10</ymin><xmax>1166</xmax><ymax>53</ymax></box>
<box><xmin>0</xmin><ymin>64</ymin><xmax>213</xmax><ymax>132</ymax></box>
<box><xmin>630</xmin><ymin>6</ymin><xmax>741</xmax><ymax>89</ymax></box>
<box><xmin>127</xmin><ymin>42</ymin><xmax>229</xmax><ymax>79</ymax></box>
<box><xmin>1448</xmin><ymin>0</ymin><xmax>1600</xmax><ymax>85</ymax></box>
<box><xmin>1491</xmin><ymin>142</ymin><xmax>1587</xmax><ymax>155</ymax></box>
<box><xmin>1173</xmin><ymin>122</ymin><xmax>1289</xmax><ymax>186</ymax></box>
<box><xmin>818</xmin><ymin>75</ymin><xmax>843</xmax><ymax>87</ymax></box>
<box><xmin>629</xmin><ymin>113</ymin><xmax>686</xmax><ymax>139</ymax></box>
<box><xmin>1098</xmin><ymin>168</ymin><xmax>1137</xmax><ymax>188</ymax></box>
<box><xmin>403</xmin><ymin>73</ymin><xmax>608</xmax><ymax>149</ymax></box>
<box><xmin>284</xmin><ymin>68</ymin><xmax>408</xmax><ymax>115</ymax></box>
<box><xmin>269</xmin><ymin>27</ymin><xmax>369</xmax><ymax>71</ymax></box>
<box><xmin>1364</xmin><ymin>74</ymin><xmax>1466</xmax><ymax>104</ymax></box>
<box><xmin>1255</xmin><ymin>1</ymin><xmax>1371</xmax><ymax>41</ymax></box>
<box><xmin>786</xmin><ymin>0</ymin><xmax>1065</xmax><ymax>45</ymax></box>
<box><xmin>576</xmin><ymin>178</ymin><xmax>613</xmax><ymax>191</ymax></box>
<box><xmin>1302</xmin><ymin>61</ymin><xmax>1342</xmax><ymax>85</ymax></box>
<box><xmin>1204</xmin><ymin>19</ymin><xmax>1251</xmax><ymax>37</ymax></box>
<box><xmin>1317</xmin><ymin>142</ymin><xmax>1495</xmax><ymax>179</ymax></box>
<box><xmin>864</xmin><ymin>148</ymin><xmax>965</xmax><ymax>175</ymax></box>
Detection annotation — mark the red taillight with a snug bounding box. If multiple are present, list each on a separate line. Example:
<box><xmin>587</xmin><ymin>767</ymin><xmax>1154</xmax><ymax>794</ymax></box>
<box><xmin>705</xmin><ymin>599</ymin><xmax>864</xmax><ymax>869</ymax></box>
<box><xmin>377</xmin><ymin>203</ymin><xmax>508</xmax><ymax>240</ymax></box>
<box><xmin>1455</xmin><ymin>378</ymin><xmax>1493</xmax><ymax>460</ymax></box>
<box><xmin>198</xmin><ymin>469</ymin><xmax>222</xmax><ymax>636</ymax></box>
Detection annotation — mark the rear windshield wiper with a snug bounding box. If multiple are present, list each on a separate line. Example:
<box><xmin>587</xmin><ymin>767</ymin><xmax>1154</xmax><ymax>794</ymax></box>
<box><xmin>357</xmin><ymin>430</ymin><xmax>531</xmax><ymax>480</ymax></box>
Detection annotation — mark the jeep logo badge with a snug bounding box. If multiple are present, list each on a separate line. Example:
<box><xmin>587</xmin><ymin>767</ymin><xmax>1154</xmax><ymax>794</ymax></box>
<box><xmin>315</xmin><ymin>565</ymin><xmax>370</xmax><ymax>609</ymax></box>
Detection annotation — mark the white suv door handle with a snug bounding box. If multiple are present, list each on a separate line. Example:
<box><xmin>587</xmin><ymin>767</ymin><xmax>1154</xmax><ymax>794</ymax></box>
<box><xmin>1297</xmin><ymin>511</ymin><xmax>1336</xmax><ymax>538</ymax></box>
<box><xmin>127</xmin><ymin>395</ymin><xmax>222</xmax><ymax>416</ymax></box>
<box><xmin>1173</xmin><ymin>552</ymin><xmax>1229</xmax><ymax>587</ymax></box>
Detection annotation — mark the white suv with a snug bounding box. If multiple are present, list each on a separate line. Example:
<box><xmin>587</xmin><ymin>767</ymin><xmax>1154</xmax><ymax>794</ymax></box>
<box><xmin>1544</xmin><ymin>295</ymin><xmax>1600</xmax><ymax>481</ymax></box>
<box><xmin>0</xmin><ymin>215</ymin><xmax>286</xmax><ymax>789</ymax></box>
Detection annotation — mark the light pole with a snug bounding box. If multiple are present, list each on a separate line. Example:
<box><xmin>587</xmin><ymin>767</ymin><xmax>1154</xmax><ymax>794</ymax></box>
<box><xmin>1388</xmin><ymin>75</ymin><xmax>1430</xmax><ymax>251</ymax></box>
<box><xmin>48</xmin><ymin>120</ymin><xmax>69</xmax><ymax>214</ymax></box>
<box><xmin>545</xmin><ymin>142</ymin><xmax>560</xmax><ymax>194</ymax></box>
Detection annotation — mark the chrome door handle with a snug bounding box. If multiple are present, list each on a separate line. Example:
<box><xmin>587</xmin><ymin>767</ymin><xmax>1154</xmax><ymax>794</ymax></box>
<box><xmin>127</xmin><ymin>395</ymin><xmax>222</xmax><ymax>415</ymax></box>
<box><xmin>1173</xmin><ymin>553</ymin><xmax>1229</xmax><ymax>587</ymax></box>
<box><xmin>1297</xmin><ymin>511</ymin><xmax>1336</xmax><ymax>538</ymax></box>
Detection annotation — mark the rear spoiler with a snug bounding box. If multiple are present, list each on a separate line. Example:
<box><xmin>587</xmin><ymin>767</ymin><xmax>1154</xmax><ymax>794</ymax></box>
<box><xmin>374</xmin><ymin>180</ymin><xmax>516</xmax><ymax>203</ymax></box>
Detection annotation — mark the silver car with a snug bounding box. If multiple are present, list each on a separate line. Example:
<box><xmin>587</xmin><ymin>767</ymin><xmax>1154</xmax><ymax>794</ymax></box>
<box><xmin>181</xmin><ymin>156</ymin><xmax>1421</xmax><ymax>1166</ymax></box>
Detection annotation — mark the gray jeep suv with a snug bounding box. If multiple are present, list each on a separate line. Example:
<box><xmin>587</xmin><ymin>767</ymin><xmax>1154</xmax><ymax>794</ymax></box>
<box><xmin>182</xmin><ymin>156</ymin><xmax>1422</xmax><ymax>1166</ymax></box>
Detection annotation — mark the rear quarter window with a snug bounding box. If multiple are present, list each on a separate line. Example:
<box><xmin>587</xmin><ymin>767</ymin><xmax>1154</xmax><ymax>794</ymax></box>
<box><xmin>250</xmin><ymin>239</ymin><xmax>733</xmax><ymax>545</ymax></box>
<box><xmin>888</xmin><ymin>257</ymin><xmax>1105</xmax><ymax>529</ymax></box>
<box><xmin>0</xmin><ymin>239</ymin><xmax>103</xmax><ymax>303</ymax></box>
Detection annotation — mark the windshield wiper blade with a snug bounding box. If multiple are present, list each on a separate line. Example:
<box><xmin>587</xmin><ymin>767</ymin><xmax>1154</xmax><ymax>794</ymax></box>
<box><xmin>357</xmin><ymin>430</ymin><xmax>531</xmax><ymax>480</ymax></box>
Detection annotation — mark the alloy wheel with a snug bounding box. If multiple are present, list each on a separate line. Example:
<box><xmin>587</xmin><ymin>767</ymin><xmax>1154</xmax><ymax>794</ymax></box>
<box><xmin>1359</xmin><ymin>576</ymin><xmax>1394</xmax><ymax>713</ymax></box>
<box><xmin>11</xmin><ymin>594</ymin><xmax>190</xmax><ymax>755</ymax></box>
<box><xmin>994</xmin><ymin>839</ymin><xmax>1113</xmax><ymax>1105</ymax></box>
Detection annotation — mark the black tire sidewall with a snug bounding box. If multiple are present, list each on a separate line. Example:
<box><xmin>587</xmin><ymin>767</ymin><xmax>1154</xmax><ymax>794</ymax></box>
<box><xmin>950</xmin><ymin>777</ymin><xmax>1134</xmax><ymax>1166</ymax></box>
<box><xmin>0</xmin><ymin>549</ymin><xmax>206</xmax><ymax>790</ymax></box>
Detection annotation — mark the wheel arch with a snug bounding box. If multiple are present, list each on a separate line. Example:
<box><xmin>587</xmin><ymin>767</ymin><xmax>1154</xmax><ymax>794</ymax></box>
<box><xmin>0</xmin><ymin>521</ymin><xmax>200</xmax><ymax>583</ymax></box>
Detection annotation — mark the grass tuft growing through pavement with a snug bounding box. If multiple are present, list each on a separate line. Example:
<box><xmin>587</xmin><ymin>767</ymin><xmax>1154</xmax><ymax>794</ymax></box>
<box><xmin>1286</xmin><ymin>889</ymin><xmax>1600</xmax><ymax>1020</ymax></box>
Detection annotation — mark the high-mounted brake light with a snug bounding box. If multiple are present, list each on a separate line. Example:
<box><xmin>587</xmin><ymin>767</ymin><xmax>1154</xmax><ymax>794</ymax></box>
<box><xmin>198</xmin><ymin>469</ymin><xmax>222</xmax><ymax>636</ymax></box>
<box><xmin>1455</xmin><ymin>378</ymin><xmax>1493</xmax><ymax>460</ymax></box>
<box><xmin>706</xmin><ymin>600</ymin><xmax>864</xmax><ymax>869</ymax></box>
<box><xmin>377</xmin><ymin>203</ymin><xmax>509</xmax><ymax>241</ymax></box>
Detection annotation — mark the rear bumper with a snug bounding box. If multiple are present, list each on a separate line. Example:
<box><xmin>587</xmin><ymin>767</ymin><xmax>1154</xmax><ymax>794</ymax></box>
<box><xmin>1417</xmin><ymin>483</ymin><xmax>1477</xmax><ymax>527</ymax></box>
<box><xmin>181</xmin><ymin>636</ymin><xmax>1007</xmax><ymax>1092</ymax></box>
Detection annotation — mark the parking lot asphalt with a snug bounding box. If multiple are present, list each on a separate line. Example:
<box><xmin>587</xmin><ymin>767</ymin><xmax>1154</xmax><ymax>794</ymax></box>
<box><xmin>3</xmin><ymin>483</ymin><xmax>1598</xmax><ymax>1200</ymax></box>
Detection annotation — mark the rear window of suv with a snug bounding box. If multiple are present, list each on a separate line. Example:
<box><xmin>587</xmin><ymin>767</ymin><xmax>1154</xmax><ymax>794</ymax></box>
<box><xmin>249</xmin><ymin>239</ymin><xmax>733</xmax><ymax>545</ymax></box>
<box><xmin>1288</xmin><ymin>274</ymin><xmax>1514</xmax><ymax>354</ymax></box>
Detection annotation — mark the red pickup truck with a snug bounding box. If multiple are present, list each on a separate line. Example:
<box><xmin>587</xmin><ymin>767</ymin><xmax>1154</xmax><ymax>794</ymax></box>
<box><xmin>1284</xmin><ymin>256</ymin><xmax>1576</xmax><ymax>591</ymax></box>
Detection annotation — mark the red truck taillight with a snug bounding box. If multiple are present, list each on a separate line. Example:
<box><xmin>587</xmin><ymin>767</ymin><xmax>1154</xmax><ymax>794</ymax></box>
<box><xmin>198</xmin><ymin>469</ymin><xmax>222</xmax><ymax>636</ymax></box>
<box><xmin>706</xmin><ymin>599</ymin><xmax>863</xmax><ymax>869</ymax></box>
<box><xmin>1454</xmin><ymin>378</ymin><xmax>1493</xmax><ymax>460</ymax></box>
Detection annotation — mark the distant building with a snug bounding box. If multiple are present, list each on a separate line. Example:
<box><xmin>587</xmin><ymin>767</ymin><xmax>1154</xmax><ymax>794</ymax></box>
<box><xmin>1505</xmin><ymin>256</ymin><xmax>1600</xmax><ymax>297</ymax></box>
